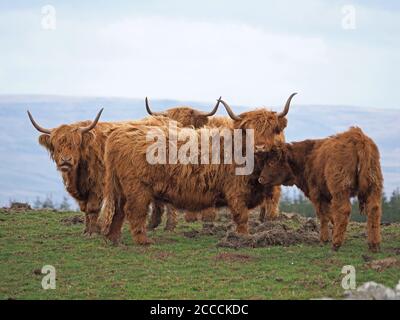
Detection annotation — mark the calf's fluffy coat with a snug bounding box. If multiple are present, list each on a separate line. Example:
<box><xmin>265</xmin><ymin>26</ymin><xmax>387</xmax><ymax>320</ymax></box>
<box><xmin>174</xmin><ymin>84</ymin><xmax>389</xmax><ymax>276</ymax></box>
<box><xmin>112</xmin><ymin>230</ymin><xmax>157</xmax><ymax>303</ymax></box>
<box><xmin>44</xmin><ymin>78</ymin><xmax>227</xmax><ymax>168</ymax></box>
<box><xmin>258</xmin><ymin>127</ymin><xmax>383</xmax><ymax>252</ymax></box>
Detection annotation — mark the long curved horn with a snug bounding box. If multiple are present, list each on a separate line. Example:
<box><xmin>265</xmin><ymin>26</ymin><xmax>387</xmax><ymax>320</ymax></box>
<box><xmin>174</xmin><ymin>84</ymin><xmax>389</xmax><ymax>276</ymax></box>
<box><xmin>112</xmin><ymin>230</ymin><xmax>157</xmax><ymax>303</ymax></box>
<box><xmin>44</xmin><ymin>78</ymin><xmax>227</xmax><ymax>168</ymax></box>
<box><xmin>145</xmin><ymin>97</ymin><xmax>164</xmax><ymax>116</ymax></box>
<box><xmin>278</xmin><ymin>93</ymin><xmax>297</xmax><ymax>118</ymax></box>
<box><xmin>80</xmin><ymin>108</ymin><xmax>104</xmax><ymax>133</ymax></box>
<box><xmin>202</xmin><ymin>96</ymin><xmax>221</xmax><ymax>117</ymax></box>
<box><xmin>218</xmin><ymin>99</ymin><xmax>241</xmax><ymax>121</ymax></box>
<box><xmin>27</xmin><ymin>110</ymin><xmax>52</xmax><ymax>134</ymax></box>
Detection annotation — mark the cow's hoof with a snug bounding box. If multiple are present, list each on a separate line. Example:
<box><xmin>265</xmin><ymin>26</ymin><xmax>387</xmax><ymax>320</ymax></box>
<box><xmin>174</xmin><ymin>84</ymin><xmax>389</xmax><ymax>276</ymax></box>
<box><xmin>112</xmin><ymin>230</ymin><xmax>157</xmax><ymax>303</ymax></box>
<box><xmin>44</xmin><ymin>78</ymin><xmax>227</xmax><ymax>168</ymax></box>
<box><xmin>236</xmin><ymin>225</ymin><xmax>249</xmax><ymax>235</ymax></box>
<box><xmin>103</xmin><ymin>233</ymin><xmax>121</xmax><ymax>246</ymax></box>
<box><xmin>368</xmin><ymin>243</ymin><xmax>381</xmax><ymax>253</ymax></box>
<box><xmin>135</xmin><ymin>235</ymin><xmax>155</xmax><ymax>246</ymax></box>
<box><xmin>320</xmin><ymin>240</ymin><xmax>329</xmax><ymax>246</ymax></box>
<box><xmin>137</xmin><ymin>239</ymin><xmax>155</xmax><ymax>246</ymax></box>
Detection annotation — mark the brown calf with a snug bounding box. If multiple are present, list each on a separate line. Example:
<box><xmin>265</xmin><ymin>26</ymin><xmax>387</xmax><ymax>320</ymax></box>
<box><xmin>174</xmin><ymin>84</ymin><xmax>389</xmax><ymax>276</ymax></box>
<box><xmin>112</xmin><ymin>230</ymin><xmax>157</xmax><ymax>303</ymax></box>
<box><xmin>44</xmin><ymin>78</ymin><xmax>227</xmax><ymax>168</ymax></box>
<box><xmin>258</xmin><ymin>127</ymin><xmax>383</xmax><ymax>252</ymax></box>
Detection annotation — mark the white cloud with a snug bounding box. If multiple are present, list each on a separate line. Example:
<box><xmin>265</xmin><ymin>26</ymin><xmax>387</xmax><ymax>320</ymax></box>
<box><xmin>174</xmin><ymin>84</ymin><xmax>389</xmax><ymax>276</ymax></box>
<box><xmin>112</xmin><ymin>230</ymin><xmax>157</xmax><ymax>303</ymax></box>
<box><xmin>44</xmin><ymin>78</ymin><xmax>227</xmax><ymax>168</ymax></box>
<box><xmin>0</xmin><ymin>2</ymin><xmax>399</xmax><ymax>108</ymax></box>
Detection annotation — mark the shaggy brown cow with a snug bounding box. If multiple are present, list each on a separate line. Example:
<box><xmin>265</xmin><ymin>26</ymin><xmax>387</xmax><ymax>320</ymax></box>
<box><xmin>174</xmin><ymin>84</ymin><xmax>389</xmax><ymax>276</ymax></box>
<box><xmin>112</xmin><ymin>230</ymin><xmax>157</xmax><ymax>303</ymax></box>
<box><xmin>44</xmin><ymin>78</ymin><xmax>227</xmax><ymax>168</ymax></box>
<box><xmin>145</xmin><ymin>97</ymin><xmax>220</xmax><ymax>128</ymax></box>
<box><xmin>98</xmin><ymin>93</ymin><xmax>297</xmax><ymax>245</ymax></box>
<box><xmin>145</xmin><ymin>97</ymin><xmax>222</xmax><ymax>230</ymax></box>
<box><xmin>257</xmin><ymin>127</ymin><xmax>383</xmax><ymax>252</ymax></box>
<box><xmin>27</xmin><ymin>110</ymin><xmax>174</xmax><ymax>235</ymax></box>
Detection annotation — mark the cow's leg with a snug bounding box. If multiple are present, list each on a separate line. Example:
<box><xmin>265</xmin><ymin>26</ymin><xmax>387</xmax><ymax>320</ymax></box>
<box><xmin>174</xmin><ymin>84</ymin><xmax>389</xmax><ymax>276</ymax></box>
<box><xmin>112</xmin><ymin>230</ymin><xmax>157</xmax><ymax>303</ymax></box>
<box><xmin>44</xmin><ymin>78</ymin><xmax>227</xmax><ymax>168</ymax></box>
<box><xmin>79</xmin><ymin>201</ymin><xmax>90</xmax><ymax>235</ymax></box>
<box><xmin>226</xmin><ymin>193</ymin><xmax>249</xmax><ymax>234</ymax></box>
<box><xmin>83</xmin><ymin>197</ymin><xmax>101</xmax><ymax>236</ymax></box>
<box><xmin>184</xmin><ymin>211</ymin><xmax>199</xmax><ymax>222</ymax></box>
<box><xmin>148</xmin><ymin>201</ymin><xmax>163</xmax><ymax>230</ymax></box>
<box><xmin>365</xmin><ymin>191</ymin><xmax>382</xmax><ymax>253</ymax></box>
<box><xmin>84</xmin><ymin>213</ymin><xmax>99</xmax><ymax>236</ymax></box>
<box><xmin>164</xmin><ymin>204</ymin><xmax>178</xmax><ymax>231</ymax></box>
<box><xmin>330</xmin><ymin>192</ymin><xmax>351</xmax><ymax>251</ymax></box>
<box><xmin>124</xmin><ymin>190</ymin><xmax>154</xmax><ymax>245</ymax></box>
<box><xmin>201</xmin><ymin>208</ymin><xmax>216</xmax><ymax>222</ymax></box>
<box><xmin>315</xmin><ymin>200</ymin><xmax>331</xmax><ymax>244</ymax></box>
<box><xmin>105</xmin><ymin>200</ymin><xmax>126</xmax><ymax>245</ymax></box>
<box><xmin>259</xmin><ymin>205</ymin><xmax>266</xmax><ymax>223</ymax></box>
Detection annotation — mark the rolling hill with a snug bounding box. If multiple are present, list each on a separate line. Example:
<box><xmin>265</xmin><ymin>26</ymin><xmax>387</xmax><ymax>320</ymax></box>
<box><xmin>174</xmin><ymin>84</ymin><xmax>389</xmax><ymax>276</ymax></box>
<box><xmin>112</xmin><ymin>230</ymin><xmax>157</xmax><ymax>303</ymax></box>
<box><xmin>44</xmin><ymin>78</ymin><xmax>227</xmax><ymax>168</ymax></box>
<box><xmin>0</xmin><ymin>95</ymin><xmax>399</xmax><ymax>207</ymax></box>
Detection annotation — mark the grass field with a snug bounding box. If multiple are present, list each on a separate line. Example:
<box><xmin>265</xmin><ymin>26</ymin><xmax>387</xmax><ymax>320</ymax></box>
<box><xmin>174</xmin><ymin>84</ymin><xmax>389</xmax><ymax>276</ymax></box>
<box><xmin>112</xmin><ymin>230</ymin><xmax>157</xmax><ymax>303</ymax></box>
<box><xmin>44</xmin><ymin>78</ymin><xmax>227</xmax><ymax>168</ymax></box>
<box><xmin>1</xmin><ymin>209</ymin><xmax>399</xmax><ymax>300</ymax></box>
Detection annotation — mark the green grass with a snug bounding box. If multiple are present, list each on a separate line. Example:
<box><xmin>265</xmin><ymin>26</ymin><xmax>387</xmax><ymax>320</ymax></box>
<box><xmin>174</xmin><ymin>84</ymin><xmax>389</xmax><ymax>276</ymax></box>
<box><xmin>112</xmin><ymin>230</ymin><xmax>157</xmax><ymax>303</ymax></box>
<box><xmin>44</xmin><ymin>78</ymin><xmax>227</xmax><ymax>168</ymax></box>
<box><xmin>0</xmin><ymin>209</ymin><xmax>399</xmax><ymax>300</ymax></box>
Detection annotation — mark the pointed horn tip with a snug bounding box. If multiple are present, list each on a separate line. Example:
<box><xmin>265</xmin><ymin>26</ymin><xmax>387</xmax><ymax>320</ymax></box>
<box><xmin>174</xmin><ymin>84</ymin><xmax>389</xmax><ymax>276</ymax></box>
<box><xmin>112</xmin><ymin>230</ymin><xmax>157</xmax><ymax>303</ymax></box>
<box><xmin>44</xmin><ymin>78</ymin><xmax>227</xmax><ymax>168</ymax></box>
<box><xmin>27</xmin><ymin>109</ymin><xmax>52</xmax><ymax>134</ymax></box>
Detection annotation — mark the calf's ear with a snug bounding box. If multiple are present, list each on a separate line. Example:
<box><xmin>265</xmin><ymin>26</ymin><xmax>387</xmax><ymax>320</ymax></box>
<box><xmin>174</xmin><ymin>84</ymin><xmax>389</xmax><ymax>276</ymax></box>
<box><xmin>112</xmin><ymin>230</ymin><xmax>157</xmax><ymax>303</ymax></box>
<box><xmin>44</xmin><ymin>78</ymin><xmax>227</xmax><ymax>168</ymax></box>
<box><xmin>39</xmin><ymin>134</ymin><xmax>53</xmax><ymax>152</ymax></box>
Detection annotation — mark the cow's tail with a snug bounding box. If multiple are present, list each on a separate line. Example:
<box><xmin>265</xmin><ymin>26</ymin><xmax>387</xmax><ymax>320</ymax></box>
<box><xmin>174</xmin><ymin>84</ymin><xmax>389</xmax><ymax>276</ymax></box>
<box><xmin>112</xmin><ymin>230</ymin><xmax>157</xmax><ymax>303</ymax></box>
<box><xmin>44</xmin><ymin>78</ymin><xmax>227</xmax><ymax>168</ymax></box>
<box><xmin>98</xmin><ymin>162</ymin><xmax>119</xmax><ymax>236</ymax></box>
<box><xmin>356</xmin><ymin>134</ymin><xmax>382</xmax><ymax>215</ymax></box>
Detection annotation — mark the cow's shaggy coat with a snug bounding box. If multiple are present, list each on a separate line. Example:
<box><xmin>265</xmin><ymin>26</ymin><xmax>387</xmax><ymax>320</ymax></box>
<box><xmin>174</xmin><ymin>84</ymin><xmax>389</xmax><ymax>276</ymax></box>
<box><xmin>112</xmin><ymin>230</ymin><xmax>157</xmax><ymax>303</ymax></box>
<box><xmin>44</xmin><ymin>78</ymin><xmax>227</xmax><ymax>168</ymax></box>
<box><xmin>28</xmin><ymin>111</ymin><xmax>173</xmax><ymax>235</ymax></box>
<box><xmin>99</xmin><ymin>95</ymin><xmax>296</xmax><ymax>245</ymax></box>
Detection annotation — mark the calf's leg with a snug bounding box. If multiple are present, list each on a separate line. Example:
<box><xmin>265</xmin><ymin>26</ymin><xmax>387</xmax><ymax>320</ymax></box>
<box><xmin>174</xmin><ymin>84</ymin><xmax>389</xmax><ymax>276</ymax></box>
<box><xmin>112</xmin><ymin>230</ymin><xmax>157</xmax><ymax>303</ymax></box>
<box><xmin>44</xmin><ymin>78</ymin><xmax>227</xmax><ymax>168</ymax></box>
<box><xmin>330</xmin><ymin>193</ymin><xmax>351</xmax><ymax>251</ymax></box>
<box><xmin>315</xmin><ymin>200</ymin><xmax>331</xmax><ymax>244</ymax></box>
<box><xmin>365</xmin><ymin>191</ymin><xmax>382</xmax><ymax>253</ymax></box>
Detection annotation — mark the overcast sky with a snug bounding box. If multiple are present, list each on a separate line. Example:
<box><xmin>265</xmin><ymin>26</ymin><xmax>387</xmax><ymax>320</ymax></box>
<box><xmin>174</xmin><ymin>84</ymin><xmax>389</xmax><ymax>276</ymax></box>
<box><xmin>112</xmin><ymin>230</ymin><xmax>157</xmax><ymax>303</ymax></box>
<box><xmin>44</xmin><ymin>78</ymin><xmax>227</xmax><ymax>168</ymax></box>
<box><xmin>0</xmin><ymin>0</ymin><xmax>399</xmax><ymax>108</ymax></box>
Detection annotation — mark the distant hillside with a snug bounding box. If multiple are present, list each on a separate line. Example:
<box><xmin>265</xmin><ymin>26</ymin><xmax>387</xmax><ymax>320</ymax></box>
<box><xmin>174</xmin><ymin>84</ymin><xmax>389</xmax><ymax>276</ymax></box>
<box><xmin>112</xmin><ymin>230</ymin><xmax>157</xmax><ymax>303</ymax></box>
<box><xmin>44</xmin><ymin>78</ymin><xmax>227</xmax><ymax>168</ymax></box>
<box><xmin>0</xmin><ymin>95</ymin><xmax>399</xmax><ymax>206</ymax></box>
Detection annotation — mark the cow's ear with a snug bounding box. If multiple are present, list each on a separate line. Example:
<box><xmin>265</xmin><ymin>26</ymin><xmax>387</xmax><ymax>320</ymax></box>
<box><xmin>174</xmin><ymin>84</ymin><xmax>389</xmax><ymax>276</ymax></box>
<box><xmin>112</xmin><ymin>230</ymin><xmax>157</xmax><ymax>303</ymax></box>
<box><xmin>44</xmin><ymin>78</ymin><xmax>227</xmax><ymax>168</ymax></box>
<box><xmin>39</xmin><ymin>134</ymin><xmax>53</xmax><ymax>151</ymax></box>
<box><xmin>278</xmin><ymin>117</ymin><xmax>287</xmax><ymax>132</ymax></box>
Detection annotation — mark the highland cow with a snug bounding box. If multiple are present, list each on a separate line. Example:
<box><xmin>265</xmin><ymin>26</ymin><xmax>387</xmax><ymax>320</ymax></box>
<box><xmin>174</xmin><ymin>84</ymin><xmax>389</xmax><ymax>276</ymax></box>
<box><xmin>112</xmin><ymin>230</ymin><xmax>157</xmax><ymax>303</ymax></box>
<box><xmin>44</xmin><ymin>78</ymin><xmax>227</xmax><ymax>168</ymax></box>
<box><xmin>27</xmin><ymin>110</ymin><xmax>175</xmax><ymax>235</ymax></box>
<box><xmin>145</xmin><ymin>97</ymin><xmax>220</xmax><ymax>128</ymax></box>
<box><xmin>257</xmin><ymin>127</ymin><xmax>383</xmax><ymax>252</ymax></box>
<box><xmin>98</xmin><ymin>93</ymin><xmax>297</xmax><ymax>245</ymax></box>
<box><xmin>145</xmin><ymin>98</ymin><xmax>222</xmax><ymax>230</ymax></box>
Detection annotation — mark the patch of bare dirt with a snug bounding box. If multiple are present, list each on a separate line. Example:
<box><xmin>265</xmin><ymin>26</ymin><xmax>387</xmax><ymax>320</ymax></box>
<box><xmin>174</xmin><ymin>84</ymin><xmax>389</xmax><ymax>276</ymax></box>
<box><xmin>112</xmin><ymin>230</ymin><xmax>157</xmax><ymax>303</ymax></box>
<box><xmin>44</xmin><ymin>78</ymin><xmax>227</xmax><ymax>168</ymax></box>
<box><xmin>366</xmin><ymin>257</ymin><xmax>400</xmax><ymax>272</ymax></box>
<box><xmin>217</xmin><ymin>215</ymin><xmax>320</xmax><ymax>248</ymax></box>
<box><xmin>32</xmin><ymin>268</ymin><xmax>42</xmax><ymax>275</ymax></box>
<box><xmin>153</xmin><ymin>251</ymin><xmax>175</xmax><ymax>261</ymax></box>
<box><xmin>1</xmin><ymin>202</ymin><xmax>60</xmax><ymax>214</ymax></box>
<box><xmin>183</xmin><ymin>230</ymin><xmax>200</xmax><ymax>238</ymax></box>
<box><xmin>60</xmin><ymin>215</ymin><xmax>84</xmax><ymax>225</ymax></box>
<box><xmin>10</xmin><ymin>202</ymin><xmax>32</xmax><ymax>210</ymax></box>
<box><xmin>1</xmin><ymin>202</ymin><xmax>32</xmax><ymax>213</ymax></box>
<box><xmin>392</xmin><ymin>248</ymin><xmax>400</xmax><ymax>255</ymax></box>
<box><xmin>213</xmin><ymin>252</ymin><xmax>257</xmax><ymax>262</ymax></box>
